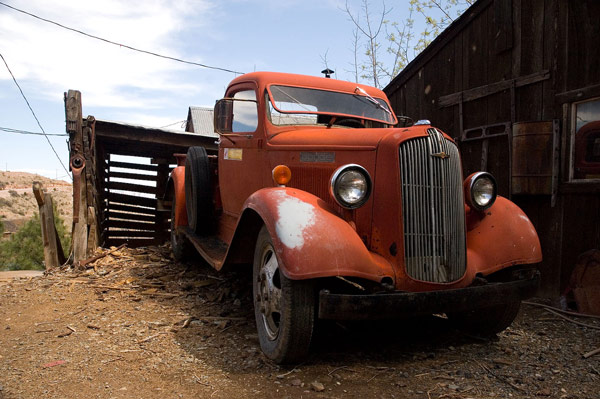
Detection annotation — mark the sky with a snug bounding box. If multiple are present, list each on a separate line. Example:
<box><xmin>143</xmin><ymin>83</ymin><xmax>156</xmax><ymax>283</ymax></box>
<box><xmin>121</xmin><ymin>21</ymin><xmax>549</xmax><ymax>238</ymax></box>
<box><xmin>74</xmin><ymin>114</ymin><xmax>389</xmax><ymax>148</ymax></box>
<box><xmin>0</xmin><ymin>0</ymin><xmax>449</xmax><ymax>181</ymax></box>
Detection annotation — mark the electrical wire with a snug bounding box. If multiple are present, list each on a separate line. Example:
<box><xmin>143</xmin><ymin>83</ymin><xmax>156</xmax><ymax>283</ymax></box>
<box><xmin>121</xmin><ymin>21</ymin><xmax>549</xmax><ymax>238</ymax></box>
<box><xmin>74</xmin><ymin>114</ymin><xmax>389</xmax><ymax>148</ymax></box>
<box><xmin>0</xmin><ymin>52</ymin><xmax>72</xmax><ymax>180</ymax></box>
<box><xmin>159</xmin><ymin>120</ymin><xmax>187</xmax><ymax>129</ymax></box>
<box><xmin>0</xmin><ymin>126</ymin><xmax>68</xmax><ymax>136</ymax></box>
<box><xmin>0</xmin><ymin>1</ymin><xmax>245</xmax><ymax>75</ymax></box>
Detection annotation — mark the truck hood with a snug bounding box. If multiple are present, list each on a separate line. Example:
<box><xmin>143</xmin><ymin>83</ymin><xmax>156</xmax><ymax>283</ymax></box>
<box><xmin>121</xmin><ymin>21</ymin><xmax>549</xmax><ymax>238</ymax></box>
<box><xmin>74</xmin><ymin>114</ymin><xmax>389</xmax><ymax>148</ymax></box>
<box><xmin>266</xmin><ymin>127</ymin><xmax>407</xmax><ymax>150</ymax></box>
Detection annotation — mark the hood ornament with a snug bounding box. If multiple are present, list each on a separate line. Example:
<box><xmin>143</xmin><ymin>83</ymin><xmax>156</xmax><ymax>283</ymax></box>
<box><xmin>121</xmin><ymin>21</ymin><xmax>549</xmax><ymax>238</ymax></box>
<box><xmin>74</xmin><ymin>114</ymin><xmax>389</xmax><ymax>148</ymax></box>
<box><xmin>431</xmin><ymin>151</ymin><xmax>450</xmax><ymax>159</ymax></box>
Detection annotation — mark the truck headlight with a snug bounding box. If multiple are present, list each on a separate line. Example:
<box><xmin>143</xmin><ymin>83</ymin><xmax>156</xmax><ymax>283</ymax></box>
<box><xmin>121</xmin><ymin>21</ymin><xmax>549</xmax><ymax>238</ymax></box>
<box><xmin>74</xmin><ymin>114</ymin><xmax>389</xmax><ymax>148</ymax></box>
<box><xmin>464</xmin><ymin>172</ymin><xmax>497</xmax><ymax>211</ymax></box>
<box><xmin>330</xmin><ymin>164</ymin><xmax>372</xmax><ymax>209</ymax></box>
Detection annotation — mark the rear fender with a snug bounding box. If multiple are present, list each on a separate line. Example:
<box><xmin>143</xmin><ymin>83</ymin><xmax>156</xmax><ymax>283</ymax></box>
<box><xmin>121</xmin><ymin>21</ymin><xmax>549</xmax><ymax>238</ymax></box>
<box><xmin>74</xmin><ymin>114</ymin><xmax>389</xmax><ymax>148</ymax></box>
<box><xmin>243</xmin><ymin>187</ymin><xmax>395</xmax><ymax>282</ymax></box>
<box><xmin>467</xmin><ymin>196</ymin><xmax>542</xmax><ymax>276</ymax></box>
<box><xmin>171</xmin><ymin>166</ymin><xmax>188</xmax><ymax>228</ymax></box>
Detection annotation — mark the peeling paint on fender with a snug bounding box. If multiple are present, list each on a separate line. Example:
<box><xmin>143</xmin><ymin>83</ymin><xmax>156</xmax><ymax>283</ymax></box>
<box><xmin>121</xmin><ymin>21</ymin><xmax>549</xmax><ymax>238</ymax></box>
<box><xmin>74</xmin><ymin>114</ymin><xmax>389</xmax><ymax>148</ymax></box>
<box><xmin>274</xmin><ymin>193</ymin><xmax>316</xmax><ymax>249</ymax></box>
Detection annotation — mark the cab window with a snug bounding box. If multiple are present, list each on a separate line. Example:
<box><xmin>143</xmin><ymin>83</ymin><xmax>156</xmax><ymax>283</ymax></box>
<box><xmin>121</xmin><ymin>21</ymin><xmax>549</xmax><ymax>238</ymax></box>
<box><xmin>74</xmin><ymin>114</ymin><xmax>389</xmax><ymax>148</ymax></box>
<box><xmin>232</xmin><ymin>90</ymin><xmax>258</xmax><ymax>133</ymax></box>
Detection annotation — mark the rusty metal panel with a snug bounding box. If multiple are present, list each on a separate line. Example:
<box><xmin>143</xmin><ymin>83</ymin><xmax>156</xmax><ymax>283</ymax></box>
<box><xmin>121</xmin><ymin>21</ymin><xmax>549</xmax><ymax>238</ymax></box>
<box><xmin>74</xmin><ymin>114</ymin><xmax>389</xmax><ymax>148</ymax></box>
<box><xmin>512</xmin><ymin>121</ymin><xmax>554</xmax><ymax>195</ymax></box>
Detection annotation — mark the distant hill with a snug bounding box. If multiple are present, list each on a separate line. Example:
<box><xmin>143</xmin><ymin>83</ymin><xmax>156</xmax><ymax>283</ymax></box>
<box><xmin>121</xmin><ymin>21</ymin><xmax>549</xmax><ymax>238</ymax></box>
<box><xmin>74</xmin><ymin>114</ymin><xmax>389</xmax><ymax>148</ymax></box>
<box><xmin>0</xmin><ymin>171</ymin><xmax>72</xmax><ymax>234</ymax></box>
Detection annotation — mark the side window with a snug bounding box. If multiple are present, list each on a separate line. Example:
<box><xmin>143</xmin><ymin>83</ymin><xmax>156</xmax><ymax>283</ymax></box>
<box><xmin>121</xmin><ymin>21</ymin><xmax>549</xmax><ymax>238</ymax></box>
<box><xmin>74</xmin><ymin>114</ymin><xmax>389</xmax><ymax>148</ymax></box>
<box><xmin>572</xmin><ymin>98</ymin><xmax>600</xmax><ymax>180</ymax></box>
<box><xmin>232</xmin><ymin>90</ymin><xmax>258</xmax><ymax>132</ymax></box>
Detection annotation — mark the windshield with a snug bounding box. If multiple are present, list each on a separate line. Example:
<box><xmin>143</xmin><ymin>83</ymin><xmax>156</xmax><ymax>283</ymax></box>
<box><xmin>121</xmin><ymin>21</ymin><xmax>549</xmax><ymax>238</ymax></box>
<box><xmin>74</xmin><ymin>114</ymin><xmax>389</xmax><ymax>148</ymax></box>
<box><xmin>267</xmin><ymin>85</ymin><xmax>395</xmax><ymax>126</ymax></box>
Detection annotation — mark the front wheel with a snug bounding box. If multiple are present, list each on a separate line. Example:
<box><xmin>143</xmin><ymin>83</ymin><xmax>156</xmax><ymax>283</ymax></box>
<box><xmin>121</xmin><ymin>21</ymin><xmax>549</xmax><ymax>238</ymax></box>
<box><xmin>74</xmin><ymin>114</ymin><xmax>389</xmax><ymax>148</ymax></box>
<box><xmin>253</xmin><ymin>226</ymin><xmax>315</xmax><ymax>364</ymax></box>
<box><xmin>448</xmin><ymin>300</ymin><xmax>521</xmax><ymax>337</ymax></box>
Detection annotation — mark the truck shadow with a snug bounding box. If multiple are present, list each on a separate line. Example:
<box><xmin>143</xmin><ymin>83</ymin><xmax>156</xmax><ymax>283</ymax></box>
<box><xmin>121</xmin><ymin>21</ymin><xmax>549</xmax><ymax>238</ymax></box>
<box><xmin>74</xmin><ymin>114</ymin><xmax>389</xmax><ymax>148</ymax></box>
<box><xmin>166</xmin><ymin>259</ymin><xmax>492</xmax><ymax>373</ymax></box>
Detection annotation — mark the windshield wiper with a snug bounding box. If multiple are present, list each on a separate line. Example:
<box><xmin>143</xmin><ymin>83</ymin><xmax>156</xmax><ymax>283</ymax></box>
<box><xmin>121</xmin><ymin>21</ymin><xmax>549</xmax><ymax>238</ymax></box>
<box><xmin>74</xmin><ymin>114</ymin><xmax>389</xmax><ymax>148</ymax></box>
<box><xmin>354</xmin><ymin>87</ymin><xmax>392</xmax><ymax>116</ymax></box>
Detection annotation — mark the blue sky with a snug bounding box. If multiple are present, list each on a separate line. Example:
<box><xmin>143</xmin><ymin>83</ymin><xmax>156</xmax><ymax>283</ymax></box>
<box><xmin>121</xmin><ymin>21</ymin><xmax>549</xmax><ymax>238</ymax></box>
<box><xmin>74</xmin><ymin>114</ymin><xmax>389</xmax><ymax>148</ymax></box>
<box><xmin>0</xmin><ymin>0</ymin><xmax>447</xmax><ymax>180</ymax></box>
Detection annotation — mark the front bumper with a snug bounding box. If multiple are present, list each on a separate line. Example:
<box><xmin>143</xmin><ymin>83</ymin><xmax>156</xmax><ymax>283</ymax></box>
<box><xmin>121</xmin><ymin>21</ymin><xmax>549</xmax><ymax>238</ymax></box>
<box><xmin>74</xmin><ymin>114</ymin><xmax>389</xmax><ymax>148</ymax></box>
<box><xmin>318</xmin><ymin>273</ymin><xmax>540</xmax><ymax>320</ymax></box>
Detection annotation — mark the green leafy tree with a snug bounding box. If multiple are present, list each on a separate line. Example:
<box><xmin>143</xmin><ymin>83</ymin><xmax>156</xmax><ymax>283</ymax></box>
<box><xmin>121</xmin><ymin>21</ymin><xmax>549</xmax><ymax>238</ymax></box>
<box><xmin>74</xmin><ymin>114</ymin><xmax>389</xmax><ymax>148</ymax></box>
<box><xmin>0</xmin><ymin>203</ymin><xmax>70</xmax><ymax>271</ymax></box>
<box><xmin>0</xmin><ymin>218</ymin><xmax>4</xmax><ymax>236</ymax></box>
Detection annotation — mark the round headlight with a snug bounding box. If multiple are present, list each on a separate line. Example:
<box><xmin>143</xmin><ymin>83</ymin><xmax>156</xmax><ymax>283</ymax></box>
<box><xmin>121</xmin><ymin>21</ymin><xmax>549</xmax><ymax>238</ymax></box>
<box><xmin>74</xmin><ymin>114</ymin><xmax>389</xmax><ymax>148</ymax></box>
<box><xmin>330</xmin><ymin>164</ymin><xmax>372</xmax><ymax>209</ymax></box>
<box><xmin>464</xmin><ymin>172</ymin><xmax>497</xmax><ymax>211</ymax></box>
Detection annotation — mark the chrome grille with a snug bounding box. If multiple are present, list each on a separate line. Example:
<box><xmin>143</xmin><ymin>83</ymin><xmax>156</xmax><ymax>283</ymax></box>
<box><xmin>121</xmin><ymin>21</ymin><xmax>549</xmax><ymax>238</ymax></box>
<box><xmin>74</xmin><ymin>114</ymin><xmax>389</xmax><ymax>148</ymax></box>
<box><xmin>399</xmin><ymin>128</ymin><xmax>466</xmax><ymax>283</ymax></box>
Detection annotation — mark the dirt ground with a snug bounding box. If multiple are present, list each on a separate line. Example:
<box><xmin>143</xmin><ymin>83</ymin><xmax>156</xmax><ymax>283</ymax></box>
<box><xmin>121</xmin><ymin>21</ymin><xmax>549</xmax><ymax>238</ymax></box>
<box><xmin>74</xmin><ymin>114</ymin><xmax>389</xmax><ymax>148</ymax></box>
<box><xmin>1</xmin><ymin>245</ymin><xmax>599</xmax><ymax>399</ymax></box>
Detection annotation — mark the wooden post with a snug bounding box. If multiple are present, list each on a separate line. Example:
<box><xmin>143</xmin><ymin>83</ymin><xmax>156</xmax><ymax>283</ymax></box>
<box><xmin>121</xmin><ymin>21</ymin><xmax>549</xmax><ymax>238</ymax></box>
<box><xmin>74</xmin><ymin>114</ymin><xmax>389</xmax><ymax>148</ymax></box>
<box><xmin>33</xmin><ymin>182</ymin><xmax>65</xmax><ymax>269</ymax></box>
<box><xmin>66</xmin><ymin>90</ymin><xmax>89</xmax><ymax>263</ymax></box>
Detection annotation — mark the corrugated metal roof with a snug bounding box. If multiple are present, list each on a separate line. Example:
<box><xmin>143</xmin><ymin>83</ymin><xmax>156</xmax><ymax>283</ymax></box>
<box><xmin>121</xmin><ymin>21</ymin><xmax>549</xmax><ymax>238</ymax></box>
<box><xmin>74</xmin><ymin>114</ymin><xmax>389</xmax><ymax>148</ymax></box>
<box><xmin>186</xmin><ymin>106</ymin><xmax>217</xmax><ymax>137</ymax></box>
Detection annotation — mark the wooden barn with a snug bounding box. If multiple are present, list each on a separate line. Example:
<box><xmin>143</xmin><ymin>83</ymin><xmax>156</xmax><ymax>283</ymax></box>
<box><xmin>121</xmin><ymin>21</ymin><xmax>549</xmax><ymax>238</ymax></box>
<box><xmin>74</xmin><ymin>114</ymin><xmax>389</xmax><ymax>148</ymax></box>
<box><xmin>384</xmin><ymin>0</ymin><xmax>600</xmax><ymax>296</ymax></box>
<box><xmin>64</xmin><ymin>90</ymin><xmax>217</xmax><ymax>263</ymax></box>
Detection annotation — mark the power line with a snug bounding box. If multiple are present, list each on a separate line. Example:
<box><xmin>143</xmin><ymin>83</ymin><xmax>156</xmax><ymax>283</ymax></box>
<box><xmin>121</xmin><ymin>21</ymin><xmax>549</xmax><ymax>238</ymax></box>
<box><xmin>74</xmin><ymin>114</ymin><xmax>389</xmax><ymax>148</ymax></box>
<box><xmin>0</xmin><ymin>126</ymin><xmax>68</xmax><ymax>136</ymax></box>
<box><xmin>159</xmin><ymin>120</ymin><xmax>187</xmax><ymax>129</ymax></box>
<box><xmin>0</xmin><ymin>1</ymin><xmax>245</xmax><ymax>75</ymax></box>
<box><xmin>0</xmin><ymin>52</ymin><xmax>72</xmax><ymax>180</ymax></box>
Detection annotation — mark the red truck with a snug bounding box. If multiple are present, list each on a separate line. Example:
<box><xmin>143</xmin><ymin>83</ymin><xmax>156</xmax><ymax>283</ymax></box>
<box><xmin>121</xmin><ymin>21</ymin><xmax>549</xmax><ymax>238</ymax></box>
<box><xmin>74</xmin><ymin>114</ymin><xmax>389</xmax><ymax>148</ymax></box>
<box><xmin>166</xmin><ymin>72</ymin><xmax>542</xmax><ymax>363</ymax></box>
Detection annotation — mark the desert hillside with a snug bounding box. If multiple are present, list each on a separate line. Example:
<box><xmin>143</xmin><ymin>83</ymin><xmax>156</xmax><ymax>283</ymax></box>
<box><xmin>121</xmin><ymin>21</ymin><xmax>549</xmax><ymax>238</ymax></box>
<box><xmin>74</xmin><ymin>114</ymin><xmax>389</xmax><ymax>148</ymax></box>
<box><xmin>0</xmin><ymin>171</ymin><xmax>72</xmax><ymax>234</ymax></box>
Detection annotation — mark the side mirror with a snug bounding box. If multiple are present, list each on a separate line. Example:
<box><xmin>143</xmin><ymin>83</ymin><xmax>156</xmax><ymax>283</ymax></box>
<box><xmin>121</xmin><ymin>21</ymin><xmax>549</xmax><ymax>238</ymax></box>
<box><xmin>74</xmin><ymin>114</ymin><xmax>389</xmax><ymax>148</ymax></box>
<box><xmin>214</xmin><ymin>99</ymin><xmax>233</xmax><ymax>134</ymax></box>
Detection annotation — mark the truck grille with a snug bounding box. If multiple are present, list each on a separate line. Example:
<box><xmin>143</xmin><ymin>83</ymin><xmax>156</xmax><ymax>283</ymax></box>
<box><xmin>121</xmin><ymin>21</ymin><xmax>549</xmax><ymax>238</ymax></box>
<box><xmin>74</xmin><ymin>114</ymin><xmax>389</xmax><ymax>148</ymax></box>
<box><xmin>399</xmin><ymin>128</ymin><xmax>466</xmax><ymax>283</ymax></box>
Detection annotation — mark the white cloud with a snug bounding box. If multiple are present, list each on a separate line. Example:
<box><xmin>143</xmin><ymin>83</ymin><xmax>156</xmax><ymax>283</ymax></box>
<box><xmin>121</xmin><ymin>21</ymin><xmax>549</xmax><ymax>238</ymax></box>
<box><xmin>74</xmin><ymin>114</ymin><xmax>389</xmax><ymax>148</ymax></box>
<box><xmin>0</xmin><ymin>0</ymin><xmax>216</xmax><ymax>109</ymax></box>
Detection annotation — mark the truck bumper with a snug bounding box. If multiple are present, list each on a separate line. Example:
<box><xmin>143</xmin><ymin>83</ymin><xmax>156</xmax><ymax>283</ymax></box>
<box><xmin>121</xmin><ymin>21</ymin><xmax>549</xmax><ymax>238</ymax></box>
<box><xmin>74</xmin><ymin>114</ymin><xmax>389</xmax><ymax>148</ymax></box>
<box><xmin>318</xmin><ymin>273</ymin><xmax>540</xmax><ymax>320</ymax></box>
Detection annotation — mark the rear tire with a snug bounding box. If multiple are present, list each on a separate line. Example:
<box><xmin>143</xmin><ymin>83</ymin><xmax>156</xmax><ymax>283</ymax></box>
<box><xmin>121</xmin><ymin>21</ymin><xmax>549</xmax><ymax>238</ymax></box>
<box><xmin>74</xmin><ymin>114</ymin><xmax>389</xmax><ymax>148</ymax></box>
<box><xmin>253</xmin><ymin>226</ymin><xmax>315</xmax><ymax>364</ymax></box>
<box><xmin>184</xmin><ymin>146</ymin><xmax>214</xmax><ymax>235</ymax></box>
<box><xmin>448</xmin><ymin>300</ymin><xmax>521</xmax><ymax>337</ymax></box>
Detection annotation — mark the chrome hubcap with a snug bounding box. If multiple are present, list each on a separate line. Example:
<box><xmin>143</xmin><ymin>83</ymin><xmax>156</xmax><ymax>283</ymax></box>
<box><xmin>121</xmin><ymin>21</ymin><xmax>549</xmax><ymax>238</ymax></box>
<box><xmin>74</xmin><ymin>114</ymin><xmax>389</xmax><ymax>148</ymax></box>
<box><xmin>256</xmin><ymin>245</ymin><xmax>282</xmax><ymax>341</ymax></box>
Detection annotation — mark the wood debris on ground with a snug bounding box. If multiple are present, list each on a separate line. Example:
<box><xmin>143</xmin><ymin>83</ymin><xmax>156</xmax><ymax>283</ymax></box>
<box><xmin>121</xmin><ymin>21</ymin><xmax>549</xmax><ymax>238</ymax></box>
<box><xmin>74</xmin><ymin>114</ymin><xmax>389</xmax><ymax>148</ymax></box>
<box><xmin>0</xmin><ymin>243</ymin><xmax>599</xmax><ymax>398</ymax></box>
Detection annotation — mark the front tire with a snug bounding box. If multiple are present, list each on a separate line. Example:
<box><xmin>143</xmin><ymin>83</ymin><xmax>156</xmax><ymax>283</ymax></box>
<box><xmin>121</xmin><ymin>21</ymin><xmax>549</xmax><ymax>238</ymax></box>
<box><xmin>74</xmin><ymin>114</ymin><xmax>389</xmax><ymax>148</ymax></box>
<box><xmin>253</xmin><ymin>226</ymin><xmax>315</xmax><ymax>364</ymax></box>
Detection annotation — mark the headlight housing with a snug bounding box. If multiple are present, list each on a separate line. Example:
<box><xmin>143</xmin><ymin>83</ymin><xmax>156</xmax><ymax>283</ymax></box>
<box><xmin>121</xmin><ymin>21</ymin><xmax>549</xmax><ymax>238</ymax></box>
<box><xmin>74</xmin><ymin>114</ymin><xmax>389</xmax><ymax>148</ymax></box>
<box><xmin>464</xmin><ymin>172</ymin><xmax>497</xmax><ymax>211</ymax></box>
<box><xmin>330</xmin><ymin>164</ymin><xmax>372</xmax><ymax>209</ymax></box>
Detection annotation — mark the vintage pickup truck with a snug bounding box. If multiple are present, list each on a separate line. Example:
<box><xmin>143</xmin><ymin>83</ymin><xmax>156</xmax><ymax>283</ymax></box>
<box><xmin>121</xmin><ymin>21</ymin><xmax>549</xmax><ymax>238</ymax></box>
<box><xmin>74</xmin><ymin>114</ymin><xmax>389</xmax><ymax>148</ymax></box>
<box><xmin>166</xmin><ymin>71</ymin><xmax>542</xmax><ymax>363</ymax></box>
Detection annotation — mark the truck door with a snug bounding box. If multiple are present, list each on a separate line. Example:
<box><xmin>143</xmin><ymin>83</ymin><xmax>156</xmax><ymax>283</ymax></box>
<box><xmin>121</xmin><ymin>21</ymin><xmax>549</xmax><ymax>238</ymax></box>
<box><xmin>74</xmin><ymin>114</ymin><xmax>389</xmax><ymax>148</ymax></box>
<box><xmin>218</xmin><ymin>85</ymin><xmax>267</xmax><ymax>217</ymax></box>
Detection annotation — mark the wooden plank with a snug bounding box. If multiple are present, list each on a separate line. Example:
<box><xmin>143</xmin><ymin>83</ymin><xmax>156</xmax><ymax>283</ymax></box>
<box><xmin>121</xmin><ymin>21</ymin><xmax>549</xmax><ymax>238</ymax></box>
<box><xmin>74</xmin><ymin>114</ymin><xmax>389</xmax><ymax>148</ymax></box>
<box><xmin>511</xmin><ymin>0</ymin><xmax>522</xmax><ymax>78</ymax></box>
<box><xmin>107</xmin><ymin>211</ymin><xmax>157</xmax><ymax>223</ymax></box>
<box><xmin>94</xmin><ymin>120</ymin><xmax>218</xmax><ymax>151</ymax></box>
<box><xmin>493</xmin><ymin>0</ymin><xmax>513</xmax><ymax>53</ymax></box>
<box><xmin>87</xmin><ymin>206</ymin><xmax>98</xmax><ymax>252</ymax></box>
<box><xmin>438</xmin><ymin>70</ymin><xmax>550</xmax><ymax>107</ymax></box>
<box><xmin>34</xmin><ymin>188</ymin><xmax>63</xmax><ymax>269</ymax></box>
<box><xmin>106</xmin><ymin>220</ymin><xmax>156</xmax><ymax>231</ymax></box>
<box><xmin>66</xmin><ymin>89</ymin><xmax>88</xmax><ymax>263</ymax></box>
<box><xmin>565</xmin><ymin>1</ymin><xmax>600</xmax><ymax>92</ymax></box>
<box><xmin>109</xmin><ymin>161</ymin><xmax>158</xmax><ymax>172</ymax></box>
<box><xmin>73</xmin><ymin>169</ymin><xmax>88</xmax><ymax>261</ymax></box>
<box><xmin>107</xmin><ymin>171</ymin><xmax>157</xmax><ymax>182</ymax></box>
<box><xmin>541</xmin><ymin>0</ymin><xmax>557</xmax><ymax>120</ymax></box>
<box><xmin>555</xmin><ymin>83</ymin><xmax>600</xmax><ymax>104</ymax></box>
<box><xmin>517</xmin><ymin>0</ymin><xmax>545</xmax><ymax>121</ymax></box>
<box><xmin>106</xmin><ymin>192</ymin><xmax>157</xmax><ymax>208</ymax></box>
<box><xmin>106</xmin><ymin>181</ymin><xmax>157</xmax><ymax>195</ymax></box>
<box><xmin>559</xmin><ymin>182</ymin><xmax>600</xmax><ymax>194</ymax></box>
<box><xmin>105</xmin><ymin>203</ymin><xmax>157</xmax><ymax>216</ymax></box>
<box><xmin>106</xmin><ymin>230</ymin><xmax>157</xmax><ymax>238</ymax></box>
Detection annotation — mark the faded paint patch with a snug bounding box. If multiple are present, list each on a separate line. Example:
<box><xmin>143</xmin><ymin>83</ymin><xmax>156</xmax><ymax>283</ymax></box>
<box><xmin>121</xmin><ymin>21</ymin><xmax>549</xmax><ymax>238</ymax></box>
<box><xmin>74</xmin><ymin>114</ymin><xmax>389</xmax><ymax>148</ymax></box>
<box><xmin>275</xmin><ymin>194</ymin><xmax>316</xmax><ymax>249</ymax></box>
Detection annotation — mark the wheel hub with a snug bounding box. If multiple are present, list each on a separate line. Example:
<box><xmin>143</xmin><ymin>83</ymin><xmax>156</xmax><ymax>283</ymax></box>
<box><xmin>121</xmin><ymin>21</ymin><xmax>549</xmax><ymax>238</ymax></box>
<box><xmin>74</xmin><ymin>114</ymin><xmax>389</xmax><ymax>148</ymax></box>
<box><xmin>256</xmin><ymin>245</ymin><xmax>282</xmax><ymax>341</ymax></box>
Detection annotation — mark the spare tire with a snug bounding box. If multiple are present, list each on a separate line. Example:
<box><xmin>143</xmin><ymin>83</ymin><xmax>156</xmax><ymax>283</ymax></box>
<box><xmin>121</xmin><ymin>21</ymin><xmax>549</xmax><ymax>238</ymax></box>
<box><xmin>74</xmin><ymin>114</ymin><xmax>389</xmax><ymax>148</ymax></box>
<box><xmin>184</xmin><ymin>146</ymin><xmax>215</xmax><ymax>235</ymax></box>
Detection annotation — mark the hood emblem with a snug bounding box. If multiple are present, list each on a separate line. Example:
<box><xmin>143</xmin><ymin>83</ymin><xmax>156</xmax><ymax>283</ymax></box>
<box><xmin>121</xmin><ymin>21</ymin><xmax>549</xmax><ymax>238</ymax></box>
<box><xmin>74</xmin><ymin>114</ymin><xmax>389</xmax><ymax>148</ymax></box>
<box><xmin>431</xmin><ymin>151</ymin><xmax>450</xmax><ymax>159</ymax></box>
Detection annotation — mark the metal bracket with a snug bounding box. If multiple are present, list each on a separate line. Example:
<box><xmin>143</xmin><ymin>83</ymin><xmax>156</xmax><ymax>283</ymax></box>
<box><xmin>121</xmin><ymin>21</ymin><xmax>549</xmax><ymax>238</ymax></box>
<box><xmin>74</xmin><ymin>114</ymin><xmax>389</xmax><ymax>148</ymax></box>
<box><xmin>70</xmin><ymin>154</ymin><xmax>86</xmax><ymax>223</ymax></box>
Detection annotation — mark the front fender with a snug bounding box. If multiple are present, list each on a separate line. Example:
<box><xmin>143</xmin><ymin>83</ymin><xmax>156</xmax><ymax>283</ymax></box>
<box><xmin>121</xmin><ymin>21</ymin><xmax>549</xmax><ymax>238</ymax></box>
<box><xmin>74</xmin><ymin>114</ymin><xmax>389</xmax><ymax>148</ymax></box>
<box><xmin>171</xmin><ymin>166</ymin><xmax>188</xmax><ymax>228</ymax></box>
<box><xmin>244</xmin><ymin>187</ymin><xmax>395</xmax><ymax>282</ymax></box>
<box><xmin>467</xmin><ymin>196</ymin><xmax>542</xmax><ymax>276</ymax></box>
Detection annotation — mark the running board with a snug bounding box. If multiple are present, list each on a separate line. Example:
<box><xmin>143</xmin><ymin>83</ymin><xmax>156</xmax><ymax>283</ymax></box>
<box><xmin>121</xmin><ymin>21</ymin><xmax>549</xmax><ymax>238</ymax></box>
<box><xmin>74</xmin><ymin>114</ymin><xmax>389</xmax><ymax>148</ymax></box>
<box><xmin>180</xmin><ymin>227</ymin><xmax>228</xmax><ymax>269</ymax></box>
